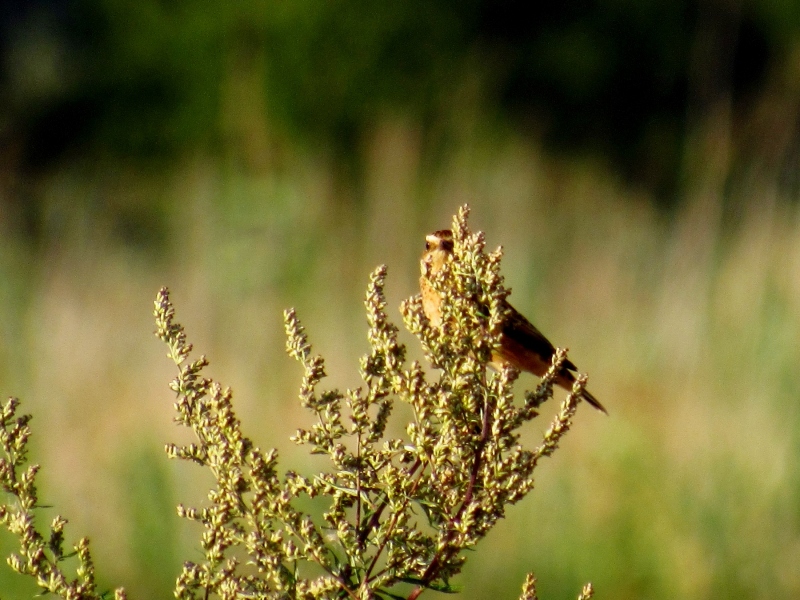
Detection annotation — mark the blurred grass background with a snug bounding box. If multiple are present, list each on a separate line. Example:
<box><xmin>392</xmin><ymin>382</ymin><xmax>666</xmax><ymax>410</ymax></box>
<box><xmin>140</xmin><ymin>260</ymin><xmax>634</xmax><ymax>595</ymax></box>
<box><xmin>1</xmin><ymin>0</ymin><xmax>800</xmax><ymax>598</ymax></box>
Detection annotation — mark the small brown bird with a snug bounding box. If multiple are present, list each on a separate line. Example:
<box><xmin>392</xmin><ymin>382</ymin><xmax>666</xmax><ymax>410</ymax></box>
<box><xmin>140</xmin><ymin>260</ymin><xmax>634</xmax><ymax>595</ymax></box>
<box><xmin>420</xmin><ymin>229</ymin><xmax>607</xmax><ymax>414</ymax></box>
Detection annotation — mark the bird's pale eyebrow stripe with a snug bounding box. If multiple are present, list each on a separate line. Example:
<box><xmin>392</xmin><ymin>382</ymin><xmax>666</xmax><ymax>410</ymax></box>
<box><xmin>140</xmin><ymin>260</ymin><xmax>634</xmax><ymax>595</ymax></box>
<box><xmin>426</xmin><ymin>235</ymin><xmax>440</xmax><ymax>245</ymax></box>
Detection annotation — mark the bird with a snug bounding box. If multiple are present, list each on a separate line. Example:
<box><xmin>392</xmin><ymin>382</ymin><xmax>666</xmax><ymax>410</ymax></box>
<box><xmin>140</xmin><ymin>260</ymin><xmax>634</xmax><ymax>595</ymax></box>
<box><xmin>420</xmin><ymin>229</ymin><xmax>607</xmax><ymax>414</ymax></box>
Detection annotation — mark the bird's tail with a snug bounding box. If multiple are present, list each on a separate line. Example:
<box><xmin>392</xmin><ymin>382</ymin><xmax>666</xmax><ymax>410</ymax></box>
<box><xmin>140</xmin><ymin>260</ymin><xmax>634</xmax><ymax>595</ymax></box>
<box><xmin>581</xmin><ymin>389</ymin><xmax>608</xmax><ymax>415</ymax></box>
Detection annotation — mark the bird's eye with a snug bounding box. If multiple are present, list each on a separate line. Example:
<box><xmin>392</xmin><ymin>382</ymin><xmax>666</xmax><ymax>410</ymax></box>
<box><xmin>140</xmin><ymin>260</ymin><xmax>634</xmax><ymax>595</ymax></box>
<box><xmin>425</xmin><ymin>241</ymin><xmax>432</xmax><ymax>251</ymax></box>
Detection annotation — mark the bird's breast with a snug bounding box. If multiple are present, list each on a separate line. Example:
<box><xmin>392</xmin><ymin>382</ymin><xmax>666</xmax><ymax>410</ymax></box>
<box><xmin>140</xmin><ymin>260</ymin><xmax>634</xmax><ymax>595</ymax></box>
<box><xmin>420</xmin><ymin>277</ymin><xmax>442</xmax><ymax>327</ymax></box>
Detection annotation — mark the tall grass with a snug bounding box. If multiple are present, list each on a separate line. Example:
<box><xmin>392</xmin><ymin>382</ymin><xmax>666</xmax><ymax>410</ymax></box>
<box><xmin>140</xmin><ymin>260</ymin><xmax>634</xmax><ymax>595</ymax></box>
<box><xmin>0</xmin><ymin>118</ymin><xmax>798</xmax><ymax>598</ymax></box>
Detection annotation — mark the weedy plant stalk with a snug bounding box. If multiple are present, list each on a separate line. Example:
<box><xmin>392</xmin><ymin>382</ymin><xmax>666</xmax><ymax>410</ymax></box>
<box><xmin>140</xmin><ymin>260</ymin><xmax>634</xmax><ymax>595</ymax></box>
<box><xmin>0</xmin><ymin>205</ymin><xmax>596</xmax><ymax>600</ymax></box>
<box><xmin>153</xmin><ymin>205</ymin><xmax>595</xmax><ymax>600</ymax></box>
<box><xmin>0</xmin><ymin>396</ymin><xmax>128</xmax><ymax>600</ymax></box>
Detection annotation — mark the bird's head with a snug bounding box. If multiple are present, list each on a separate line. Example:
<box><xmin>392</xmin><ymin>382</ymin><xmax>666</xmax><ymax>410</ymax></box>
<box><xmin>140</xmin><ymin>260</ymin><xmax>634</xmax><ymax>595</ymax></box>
<box><xmin>421</xmin><ymin>229</ymin><xmax>454</xmax><ymax>275</ymax></box>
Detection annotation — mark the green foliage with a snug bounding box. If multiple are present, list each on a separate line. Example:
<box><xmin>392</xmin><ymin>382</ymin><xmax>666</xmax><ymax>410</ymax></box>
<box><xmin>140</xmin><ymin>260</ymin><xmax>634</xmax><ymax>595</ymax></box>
<box><xmin>11</xmin><ymin>0</ymin><xmax>796</xmax><ymax>193</ymax></box>
<box><xmin>0</xmin><ymin>397</ymin><xmax>127</xmax><ymax>599</ymax></box>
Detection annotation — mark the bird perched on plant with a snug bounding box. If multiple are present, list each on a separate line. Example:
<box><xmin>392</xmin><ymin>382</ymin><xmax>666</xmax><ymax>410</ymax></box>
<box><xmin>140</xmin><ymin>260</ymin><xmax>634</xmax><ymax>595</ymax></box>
<box><xmin>420</xmin><ymin>229</ymin><xmax>607</xmax><ymax>414</ymax></box>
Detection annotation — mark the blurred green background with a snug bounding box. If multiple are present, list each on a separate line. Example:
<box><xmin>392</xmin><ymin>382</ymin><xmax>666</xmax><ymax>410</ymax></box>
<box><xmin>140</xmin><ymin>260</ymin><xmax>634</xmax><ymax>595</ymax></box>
<box><xmin>1</xmin><ymin>0</ymin><xmax>799</xmax><ymax>598</ymax></box>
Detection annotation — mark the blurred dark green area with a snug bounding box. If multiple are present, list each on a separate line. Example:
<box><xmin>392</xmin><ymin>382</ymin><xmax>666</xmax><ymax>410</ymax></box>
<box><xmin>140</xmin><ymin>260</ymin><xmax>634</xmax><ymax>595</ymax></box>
<box><xmin>2</xmin><ymin>0</ymin><xmax>798</xmax><ymax>208</ymax></box>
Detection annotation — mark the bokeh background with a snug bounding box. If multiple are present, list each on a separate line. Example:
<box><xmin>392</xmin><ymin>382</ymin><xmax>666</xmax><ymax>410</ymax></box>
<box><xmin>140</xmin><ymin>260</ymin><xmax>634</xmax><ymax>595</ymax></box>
<box><xmin>1</xmin><ymin>1</ymin><xmax>799</xmax><ymax>598</ymax></box>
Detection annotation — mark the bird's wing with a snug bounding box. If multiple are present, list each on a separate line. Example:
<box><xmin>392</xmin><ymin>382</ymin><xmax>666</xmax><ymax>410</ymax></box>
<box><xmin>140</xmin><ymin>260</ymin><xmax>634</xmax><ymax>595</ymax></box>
<box><xmin>502</xmin><ymin>304</ymin><xmax>579</xmax><ymax>372</ymax></box>
<box><xmin>503</xmin><ymin>303</ymin><xmax>607</xmax><ymax>414</ymax></box>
